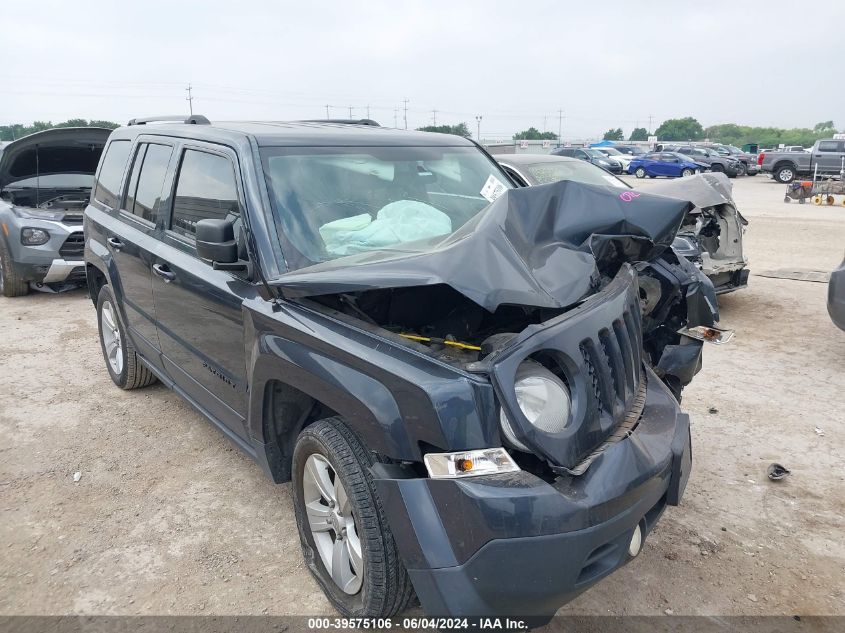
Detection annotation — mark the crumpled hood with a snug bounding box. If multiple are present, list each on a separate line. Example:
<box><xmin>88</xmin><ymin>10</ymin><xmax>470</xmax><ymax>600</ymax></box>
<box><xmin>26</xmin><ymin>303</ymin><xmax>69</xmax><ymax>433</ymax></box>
<box><xmin>641</xmin><ymin>172</ymin><xmax>748</xmax><ymax>224</ymax></box>
<box><xmin>273</xmin><ymin>180</ymin><xmax>692</xmax><ymax>312</ymax></box>
<box><xmin>0</xmin><ymin>127</ymin><xmax>112</xmax><ymax>189</ymax></box>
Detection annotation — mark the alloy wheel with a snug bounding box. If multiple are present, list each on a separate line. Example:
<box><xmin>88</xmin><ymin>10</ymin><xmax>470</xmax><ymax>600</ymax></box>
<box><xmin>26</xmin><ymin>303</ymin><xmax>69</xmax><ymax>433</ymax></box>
<box><xmin>100</xmin><ymin>300</ymin><xmax>124</xmax><ymax>375</ymax></box>
<box><xmin>302</xmin><ymin>453</ymin><xmax>364</xmax><ymax>595</ymax></box>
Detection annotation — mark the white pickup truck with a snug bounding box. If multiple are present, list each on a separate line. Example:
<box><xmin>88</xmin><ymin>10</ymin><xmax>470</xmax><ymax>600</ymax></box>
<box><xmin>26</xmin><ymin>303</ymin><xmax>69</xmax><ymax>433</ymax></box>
<box><xmin>758</xmin><ymin>139</ymin><xmax>845</xmax><ymax>183</ymax></box>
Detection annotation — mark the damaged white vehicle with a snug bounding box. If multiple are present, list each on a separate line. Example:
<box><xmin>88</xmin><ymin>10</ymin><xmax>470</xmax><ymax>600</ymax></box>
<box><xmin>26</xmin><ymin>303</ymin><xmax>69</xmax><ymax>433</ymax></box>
<box><xmin>496</xmin><ymin>154</ymin><xmax>749</xmax><ymax>295</ymax></box>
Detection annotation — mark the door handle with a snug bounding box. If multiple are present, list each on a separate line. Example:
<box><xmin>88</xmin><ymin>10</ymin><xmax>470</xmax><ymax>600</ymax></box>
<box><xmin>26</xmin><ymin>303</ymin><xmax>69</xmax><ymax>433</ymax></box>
<box><xmin>152</xmin><ymin>263</ymin><xmax>176</xmax><ymax>283</ymax></box>
<box><xmin>107</xmin><ymin>237</ymin><xmax>124</xmax><ymax>250</ymax></box>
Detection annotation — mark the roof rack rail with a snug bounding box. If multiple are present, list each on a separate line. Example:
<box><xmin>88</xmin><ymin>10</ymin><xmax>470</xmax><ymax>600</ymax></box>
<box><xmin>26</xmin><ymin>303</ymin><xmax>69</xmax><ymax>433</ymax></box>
<box><xmin>127</xmin><ymin>115</ymin><xmax>211</xmax><ymax>126</ymax></box>
<box><xmin>299</xmin><ymin>118</ymin><xmax>381</xmax><ymax>127</ymax></box>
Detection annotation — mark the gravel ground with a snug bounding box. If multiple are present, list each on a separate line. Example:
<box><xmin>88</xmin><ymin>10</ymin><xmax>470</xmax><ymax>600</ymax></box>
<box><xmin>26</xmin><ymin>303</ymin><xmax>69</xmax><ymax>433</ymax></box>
<box><xmin>1</xmin><ymin>175</ymin><xmax>843</xmax><ymax>619</ymax></box>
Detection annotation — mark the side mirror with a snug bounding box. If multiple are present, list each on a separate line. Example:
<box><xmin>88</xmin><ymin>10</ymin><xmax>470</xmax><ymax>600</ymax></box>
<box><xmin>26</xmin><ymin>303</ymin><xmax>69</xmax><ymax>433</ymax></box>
<box><xmin>196</xmin><ymin>218</ymin><xmax>238</xmax><ymax>264</ymax></box>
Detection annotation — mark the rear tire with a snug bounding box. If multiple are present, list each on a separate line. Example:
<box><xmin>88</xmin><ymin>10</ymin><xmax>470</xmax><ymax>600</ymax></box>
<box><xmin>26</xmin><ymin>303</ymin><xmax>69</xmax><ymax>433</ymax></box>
<box><xmin>292</xmin><ymin>418</ymin><xmax>414</xmax><ymax>617</ymax></box>
<box><xmin>774</xmin><ymin>165</ymin><xmax>796</xmax><ymax>183</ymax></box>
<box><xmin>96</xmin><ymin>285</ymin><xmax>157</xmax><ymax>389</ymax></box>
<box><xmin>0</xmin><ymin>239</ymin><xmax>29</xmax><ymax>297</ymax></box>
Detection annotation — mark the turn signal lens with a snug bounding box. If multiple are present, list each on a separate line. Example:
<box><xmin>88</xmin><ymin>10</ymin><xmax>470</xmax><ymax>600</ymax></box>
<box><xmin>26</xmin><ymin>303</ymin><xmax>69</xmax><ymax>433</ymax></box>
<box><xmin>424</xmin><ymin>448</ymin><xmax>520</xmax><ymax>479</ymax></box>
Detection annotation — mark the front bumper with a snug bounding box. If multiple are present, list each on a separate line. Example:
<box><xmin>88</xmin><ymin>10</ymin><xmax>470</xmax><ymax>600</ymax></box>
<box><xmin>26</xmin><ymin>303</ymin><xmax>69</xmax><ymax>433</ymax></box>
<box><xmin>374</xmin><ymin>368</ymin><xmax>691</xmax><ymax>619</ymax></box>
<box><xmin>1</xmin><ymin>215</ymin><xmax>85</xmax><ymax>283</ymax></box>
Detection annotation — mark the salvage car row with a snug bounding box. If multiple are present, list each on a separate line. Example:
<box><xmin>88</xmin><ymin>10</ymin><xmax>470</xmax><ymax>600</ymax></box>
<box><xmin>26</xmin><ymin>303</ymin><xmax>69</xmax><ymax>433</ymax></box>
<box><xmin>0</xmin><ymin>117</ymin><xmax>839</xmax><ymax>622</ymax></box>
<box><xmin>550</xmin><ymin>142</ymin><xmax>759</xmax><ymax>179</ymax></box>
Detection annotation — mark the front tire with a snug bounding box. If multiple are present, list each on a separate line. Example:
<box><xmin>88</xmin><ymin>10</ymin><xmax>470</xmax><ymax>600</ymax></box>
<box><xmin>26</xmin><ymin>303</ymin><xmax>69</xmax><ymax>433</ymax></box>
<box><xmin>292</xmin><ymin>418</ymin><xmax>414</xmax><ymax>617</ymax></box>
<box><xmin>0</xmin><ymin>239</ymin><xmax>29</xmax><ymax>297</ymax></box>
<box><xmin>634</xmin><ymin>167</ymin><xmax>646</xmax><ymax>179</ymax></box>
<box><xmin>681</xmin><ymin>168</ymin><xmax>693</xmax><ymax>177</ymax></box>
<box><xmin>96</xmin><ymin>285</ymin><xmax>157</xmax><ymax>389</ymax></box>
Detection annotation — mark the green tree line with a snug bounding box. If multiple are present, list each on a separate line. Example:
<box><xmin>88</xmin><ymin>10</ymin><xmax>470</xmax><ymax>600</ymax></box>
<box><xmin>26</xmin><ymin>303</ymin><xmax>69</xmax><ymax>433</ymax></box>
<box><xmin>653</xmin><ymin>117</ymin><xmax>838</xmax><ymax>148</ymax></box>
<box><xmin>1</xmin><ymin>119</ymin><xmax>120</xmax><ymax>142</ymax></box>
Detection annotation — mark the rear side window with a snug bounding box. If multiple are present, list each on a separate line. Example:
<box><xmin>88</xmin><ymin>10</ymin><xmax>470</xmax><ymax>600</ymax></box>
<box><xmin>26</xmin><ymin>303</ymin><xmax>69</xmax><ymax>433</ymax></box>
<box><xmin>171</xmin><ymin>150</ymin><xmax>239</xmax><ymax>239</ymax></box>
<box><xmin>94</xmin><ymin>140</ymin><xmax>131</xmax><ymax>208</ymax></box>
<box><xmin>818</xmin><ymin>141</ymin><xmax>840</xmax><ymax>152</ymax></box>
<box><xmin>123</xmin><ymin>143</ymin><xmax>173</xmax><ymax>222</ymax></box>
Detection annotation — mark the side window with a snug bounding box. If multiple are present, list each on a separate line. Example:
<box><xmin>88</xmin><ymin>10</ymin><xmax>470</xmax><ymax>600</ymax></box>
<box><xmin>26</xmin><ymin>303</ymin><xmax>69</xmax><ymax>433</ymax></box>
<box><xmin>171</xmin><ymin>149</ymin><xmax>239</xmax><ymax>239</ymax></box>
<box><xmin>94</xmin><ymin>140</ymin><xmax>131</xmax><ymax>208</ymax></box>
<box><xmin>818</xmin><ymin>141</ymin><xmax>839</xmax><ymax>152</ymax></box>
<box><xmin>123</xmin><ymin>143</ymin><xmax>173</xmax><ymax>222</ymax></box>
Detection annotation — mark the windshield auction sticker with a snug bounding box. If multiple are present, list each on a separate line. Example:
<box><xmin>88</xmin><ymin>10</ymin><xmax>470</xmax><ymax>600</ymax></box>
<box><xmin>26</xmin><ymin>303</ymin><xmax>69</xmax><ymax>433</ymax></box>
<box><xmin>480</xmin><ymin>174</ymin><xmax>508</xmax><ymax>202</ymax></box>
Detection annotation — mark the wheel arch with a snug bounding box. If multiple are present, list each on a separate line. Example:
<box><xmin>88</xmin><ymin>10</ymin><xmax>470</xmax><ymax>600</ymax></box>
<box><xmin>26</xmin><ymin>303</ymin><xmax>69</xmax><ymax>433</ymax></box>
<box><xmin>772</xmin><ymin>159</ymin><xmax>798</xmax><ymax>173</ymax></box>
<box><xmin>86</xmin><ymin>263</ymin><xmax>108</xmax><ymax>307</ymax></box>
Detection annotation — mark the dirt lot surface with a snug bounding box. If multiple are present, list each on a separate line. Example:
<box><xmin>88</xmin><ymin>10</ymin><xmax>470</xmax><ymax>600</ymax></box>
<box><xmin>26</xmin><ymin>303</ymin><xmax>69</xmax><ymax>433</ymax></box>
<box><xmin>1</xmin><ymin>176</ymin><xmax>844</xmax><ymax>619</ymax></box>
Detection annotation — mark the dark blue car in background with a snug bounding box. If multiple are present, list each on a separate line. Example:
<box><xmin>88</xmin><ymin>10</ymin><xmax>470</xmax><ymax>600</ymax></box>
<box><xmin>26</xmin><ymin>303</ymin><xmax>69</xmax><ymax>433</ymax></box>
<box><xmin>629</xmin><ymin>151</ymin><xmax>707</xmax><ymax>179</ymax></box>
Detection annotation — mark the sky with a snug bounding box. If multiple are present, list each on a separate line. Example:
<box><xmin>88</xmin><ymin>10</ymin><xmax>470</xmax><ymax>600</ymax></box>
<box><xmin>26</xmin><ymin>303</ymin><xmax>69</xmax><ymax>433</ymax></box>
<box><xmin>1</xmin><ymin>0</ymin><xmax>843</xmax><ymax>141</ymax></box>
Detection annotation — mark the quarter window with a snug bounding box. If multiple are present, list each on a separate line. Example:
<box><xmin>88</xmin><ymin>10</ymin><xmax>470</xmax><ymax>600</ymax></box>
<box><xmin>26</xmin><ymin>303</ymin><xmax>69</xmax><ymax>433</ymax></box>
<box><xmin>171</xmin><ymin>150</ymin><xmax>239</xmax><ymax>238</ymax></box>
<box><xmin>124</xmin><ymin>143</ymin><xmax>173</xmax><ymax>222</ymax></box>
<box><xmin>94</xmin><ymin>140</ymin><xmax>131</xmax><ymax>208</ymax></box>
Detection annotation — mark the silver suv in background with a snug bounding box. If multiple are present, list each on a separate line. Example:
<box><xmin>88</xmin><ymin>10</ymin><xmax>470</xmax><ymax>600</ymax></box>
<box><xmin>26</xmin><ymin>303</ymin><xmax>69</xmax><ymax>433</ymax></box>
<box><xmin>0</xmin><ymin>127</ymin><xmax>110</xmax><ymax>296</ymax></box>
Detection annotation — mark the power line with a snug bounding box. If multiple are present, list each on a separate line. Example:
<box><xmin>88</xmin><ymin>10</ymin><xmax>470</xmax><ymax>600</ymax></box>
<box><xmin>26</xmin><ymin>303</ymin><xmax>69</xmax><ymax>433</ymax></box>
<box><xmin>185</xmin><ymin>83</ymin><xmax>194</xmax><ymax>116</ymax></box>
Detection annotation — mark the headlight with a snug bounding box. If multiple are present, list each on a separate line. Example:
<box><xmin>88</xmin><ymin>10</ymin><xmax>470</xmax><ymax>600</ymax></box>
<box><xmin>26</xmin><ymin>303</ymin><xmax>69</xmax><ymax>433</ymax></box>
<box><xmin>13</xmin><ymin>207</ymin><xmax>66</xmax><ymax>221</ymax></box>
<box><xmin>424</xmin><ymin>448</ymin><xmax>520</xmax><ymax>479</ymax></box>
<box><xmin>21</xmin><ymin>227</ymin><xmax>50</xmax><ymax>246</ymax></box>
<box><xmin>499</xmin><ymin>360</ymin><xmax>572</xmax><ymax>450</ymax></box>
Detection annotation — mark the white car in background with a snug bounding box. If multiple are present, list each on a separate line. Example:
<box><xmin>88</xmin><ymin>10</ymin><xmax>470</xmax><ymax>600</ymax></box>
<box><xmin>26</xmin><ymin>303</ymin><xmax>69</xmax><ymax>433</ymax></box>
<box><xmin>594</xmin><ymin>147</ymin><xmax>633</xmax><ymax>173</ymax></box>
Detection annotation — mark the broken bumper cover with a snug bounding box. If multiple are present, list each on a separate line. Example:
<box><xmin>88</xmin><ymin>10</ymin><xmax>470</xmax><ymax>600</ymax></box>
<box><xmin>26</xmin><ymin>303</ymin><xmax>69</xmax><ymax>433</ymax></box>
<box><xmin>373</xmin><ymin>367</ymin><xmax>691</xmax><ymax>619</ymax></box>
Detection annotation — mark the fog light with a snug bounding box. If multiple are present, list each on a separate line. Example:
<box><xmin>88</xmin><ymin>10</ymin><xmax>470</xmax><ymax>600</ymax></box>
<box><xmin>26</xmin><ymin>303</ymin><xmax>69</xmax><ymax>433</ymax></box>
<box><xmin>21</xmin><ymin>227</ymin><xmax>50</xmax><ymax>246</ymax></box>
<box><xmin>628</xmin><ymin>524</ymin><xmax>643</xmax><ymax>557</ymax></box>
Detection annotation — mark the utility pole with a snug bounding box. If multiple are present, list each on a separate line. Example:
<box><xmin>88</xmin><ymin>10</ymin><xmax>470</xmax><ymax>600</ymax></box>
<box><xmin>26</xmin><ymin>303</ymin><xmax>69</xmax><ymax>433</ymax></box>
<box><xmin>185</xmin><ymin>83</ymin><xmax>194</xmax><ymax>116</ymax></box>
<box><xmin>393</xmin><ymin>108</ymin><xmax>398</xmax><ymax>128</ymax></box>
<box><xmin>402</xmin><ymin>98</ymin><xmax>409</xmax><ymax>130</ymax></box>
<box><xmin>475</xmin><ymin>115</ymin><xmax>483</xmax><ymax>142</ymax></box>
<box><xmin>543</xmin><ymin>115</ymin><xmax>547</xmax><ymax>133</ymax></box>
<box><xmin>348</xmin><ymin>106</ymin><xmax>353</xmax><ymax>118</ymax></box>
<box><xmin>558</xmin><ymin>109</ymin><xmax>564</xmax><ymax>146</ymax></box>
<box><xmin>648</xmin><ymin>114</ymin><xmax>653</xmax><ymax>135</ymax></box>
<box><xmin>325</xmin><ymin>104</ymin><xmax>330</xmax><ymax>118</ymax></box>
<box><xmin>431</xmin><ymin>109</ymin><xmax>437</xmax><ymax>126</ymax></box>
<box><xmin>366</xmin><ymin>104</ymin><xmax>370</xmax><ymax>119</ymax></box>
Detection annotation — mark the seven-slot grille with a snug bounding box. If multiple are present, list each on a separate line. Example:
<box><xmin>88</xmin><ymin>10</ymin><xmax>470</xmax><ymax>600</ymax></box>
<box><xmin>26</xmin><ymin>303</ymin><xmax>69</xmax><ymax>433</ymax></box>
<box><xmin>59</xmin><ymin>233</ymin><xmax>85</xmax><ymax>258</ymax></box>
<box><xmin>579</xmin><ymin>292</ymin><xmax>643</xmax><ymax>419</ymax></box>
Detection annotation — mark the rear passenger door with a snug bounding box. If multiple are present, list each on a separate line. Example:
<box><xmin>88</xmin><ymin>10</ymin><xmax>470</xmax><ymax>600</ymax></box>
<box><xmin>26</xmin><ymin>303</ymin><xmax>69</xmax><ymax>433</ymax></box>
<box><xmin>89</xmin><ymin>138</ymin><xmax>173</xmax><ymax>360</ymax></box>
<box><xmin>152</xmin><ymin>143</ymin><xmax>252</xmax><ymax>440</ymax></box>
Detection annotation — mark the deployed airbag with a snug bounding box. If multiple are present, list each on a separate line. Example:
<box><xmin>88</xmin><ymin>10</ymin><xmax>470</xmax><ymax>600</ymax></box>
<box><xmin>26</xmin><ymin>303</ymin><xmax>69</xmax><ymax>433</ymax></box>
<box><xmin>274</xmin><ymin>180</ymin><xmax>693</xmax><ymax>312</ymax></box>
<box><xmin>318</xmin><ymin>200</ymin><xmax>452</xmax><ymax>256</ymax></box>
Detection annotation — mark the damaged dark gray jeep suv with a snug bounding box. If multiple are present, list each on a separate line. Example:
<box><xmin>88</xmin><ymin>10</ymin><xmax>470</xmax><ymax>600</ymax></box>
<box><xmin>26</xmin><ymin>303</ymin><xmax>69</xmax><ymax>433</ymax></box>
<box><xmin>84</xmin><ymin>116</ymin><xmax>719</xmax><ymax>621</ymax></box>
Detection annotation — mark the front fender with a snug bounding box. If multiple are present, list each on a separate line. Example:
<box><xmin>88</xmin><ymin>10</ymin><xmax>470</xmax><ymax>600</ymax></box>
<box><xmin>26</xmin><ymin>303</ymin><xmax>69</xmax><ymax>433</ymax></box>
<box><xmin>244</xmin><ymin>298</ymin><xmax>500</xmax><ymax>464</ymax></box>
